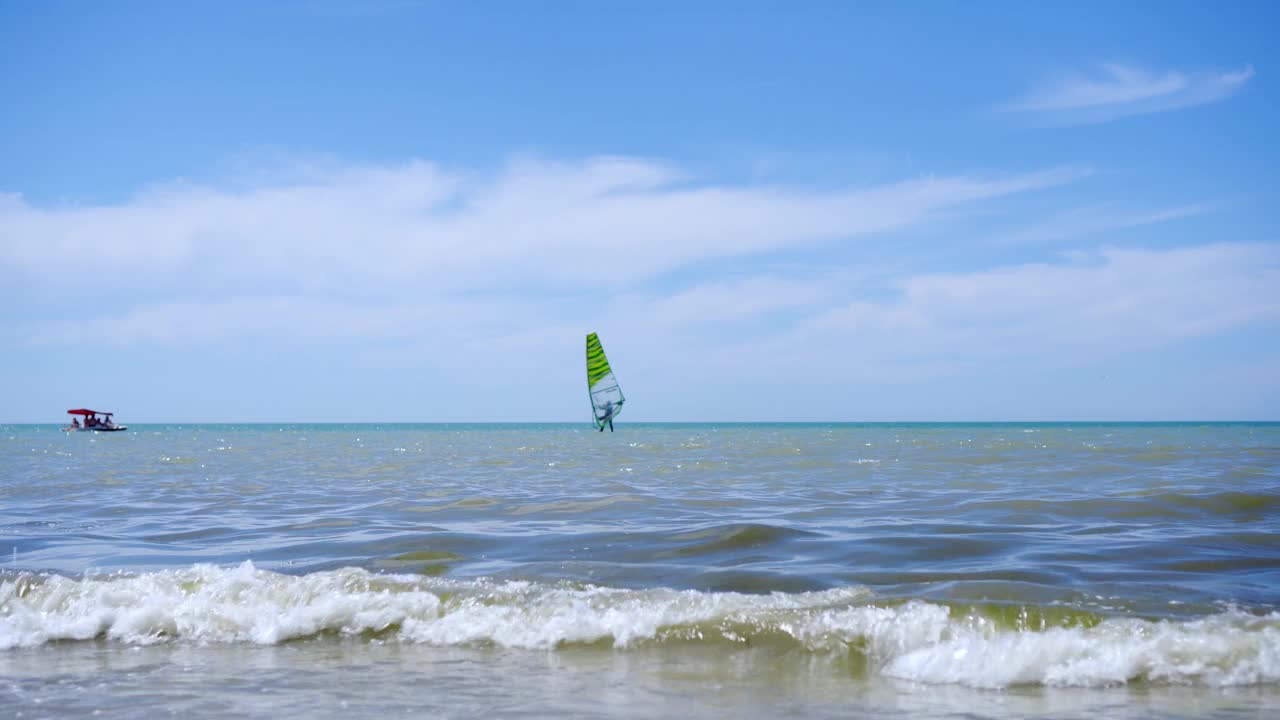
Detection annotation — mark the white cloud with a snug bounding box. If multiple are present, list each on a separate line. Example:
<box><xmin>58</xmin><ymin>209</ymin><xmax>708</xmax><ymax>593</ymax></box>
<box><xmin>612</xmin><ymin>276</ymin><xmax>838</xmax><ymax>335</ymax></box>
<box><xmin>1002</xmin><ymin>64</ymin><xmax>1254</xmax><ymax>123</ymax></box>
<box><xmin>793</xmin><ymin>242</ymin><xmax>1280</xmax><ymax>369</ymax></box>
<box><xmin>0</xmin><ymin>156</ymin><xmax>1085</xmax><ymax>300</ymax></box>
<box><xmin>7</xmin><ymin>155</ymin><xmax>1274</xmax><ymax>421</ymax></box>
<box><xmin>10</xmin><ymin>158</ymin><xmax>1272</xmax><ymax>381</ymax></box>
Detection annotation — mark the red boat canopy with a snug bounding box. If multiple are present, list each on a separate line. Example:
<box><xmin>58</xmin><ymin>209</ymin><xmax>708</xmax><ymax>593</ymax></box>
<box><xmin>67</xmin><ymin>408</ymin><xmax>113</xmax><ymax>416</ymax></box>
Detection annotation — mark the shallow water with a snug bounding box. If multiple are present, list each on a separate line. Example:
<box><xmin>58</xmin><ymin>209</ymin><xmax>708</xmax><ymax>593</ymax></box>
<box><xmin>3</xmin><ymin>423</ymin><xmax>1279</xmax><ymax>717</ymax></box>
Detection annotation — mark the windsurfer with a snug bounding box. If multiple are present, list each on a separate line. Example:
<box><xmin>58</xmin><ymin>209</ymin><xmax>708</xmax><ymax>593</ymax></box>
<box><xmin>598</xmin><ymin>401</ymin><xmax>615</xmax><ymax>432</ymax></box>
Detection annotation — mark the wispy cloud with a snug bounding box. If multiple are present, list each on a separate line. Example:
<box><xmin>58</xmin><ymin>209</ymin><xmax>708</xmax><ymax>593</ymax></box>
<box><xmin>559</xmin><ymin>241</ymin><xmax>1280</xmax><ymax>415</ymax></box>
<box><xmin>793</xmin><ymin>242</ymin><xmax>1280</xmax><ymax>368</ymax></box>
<box><xmin>1</xmin><ymin>156</ymin><xmax>1083</xmax><ymax>302</ymax></box>
<box><xmin>6</xmin><ymin>154</ymin><xmax>1273</xmax><ymax>421</ymax></box>
<box><xmin>988</xmin><ymin>203</ymin><xmax>1217</xmax><ymax>246</ymax></box>
<box><xmin>30</xmin><ymin>241</ymin><xmax>1277</xmax><ymax>395</ymax></box>
<box><xmin>1002</xmin><ymin>64</ymin><xmax>1254</xmax><ymax>124</ymax></box>
<box><xmin>9</xmin><ymin>156</ymin><xmax>1267</xmax><ymax>372</ymax></box>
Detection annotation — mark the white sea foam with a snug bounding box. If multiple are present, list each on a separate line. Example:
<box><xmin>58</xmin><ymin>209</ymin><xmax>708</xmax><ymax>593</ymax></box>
<box><xmin>1</xmin><ymin>562</ymin><xmax>443</xmax><ymax>647</ymax></box>
<box><xmin>882</xmin><ymin>610</ymin><xmax>1280</xmax><ymax>688</ymax></box>
<box><xmin>3</xmin><ymin>563</ymin><xmax>1278</xmax><ymax>689</ymax></box>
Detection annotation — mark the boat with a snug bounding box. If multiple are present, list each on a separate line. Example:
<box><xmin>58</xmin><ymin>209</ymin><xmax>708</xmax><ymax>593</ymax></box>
<box><xmin>586</xmin><ymin>332</ymin><xmax>625</xmax><ymax>431</ymax></box>
<box><xmin>64</xmin><ymin>408</ymin><xmax>128</xmax><ymax>432</ymax></box>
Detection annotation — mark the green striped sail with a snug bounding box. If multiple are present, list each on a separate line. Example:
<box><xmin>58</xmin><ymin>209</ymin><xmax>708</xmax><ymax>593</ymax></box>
<box><xmin>586</xmin><ymin>332</ymin><xmax>625</xmax><ymax>428</ymax></box>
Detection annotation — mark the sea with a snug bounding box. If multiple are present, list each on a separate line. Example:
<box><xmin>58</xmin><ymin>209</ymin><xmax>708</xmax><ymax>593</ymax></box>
<box><xmin>2</xmin><ymin>422</ymin><xmax>1278</xmax><ymax>719</ymax></box>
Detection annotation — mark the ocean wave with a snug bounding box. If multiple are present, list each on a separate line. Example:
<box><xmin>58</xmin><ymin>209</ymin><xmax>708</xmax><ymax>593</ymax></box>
<box><xmin>2</xmin><ymin>563</ymin><xmax>1278</xmax><ymax>688</ymax></box>
<box><xmin>658</xmin><ymin>523</ymin><xmax>817</xmax><ymax>558</ymax></box>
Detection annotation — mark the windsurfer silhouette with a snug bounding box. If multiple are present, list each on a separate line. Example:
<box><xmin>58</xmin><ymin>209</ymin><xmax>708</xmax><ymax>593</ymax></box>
<box><xmin>598</xmin><ymin>400</ymin><xmax>615</xmax><ymax>432</ymax></box>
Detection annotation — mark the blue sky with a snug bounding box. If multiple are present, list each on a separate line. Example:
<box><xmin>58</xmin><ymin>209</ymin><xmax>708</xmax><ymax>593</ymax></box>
<box><xmin>2</xmin><ymin>0</ymin><xmax>1277</xmax><ymax>422</ymax></box>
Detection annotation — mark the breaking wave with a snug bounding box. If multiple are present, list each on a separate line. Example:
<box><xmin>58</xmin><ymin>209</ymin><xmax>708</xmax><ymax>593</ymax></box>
<box><xmin>3</xmin><ymin>563</ymin><xmax>1278</xmax><ymax>689</ymax></box>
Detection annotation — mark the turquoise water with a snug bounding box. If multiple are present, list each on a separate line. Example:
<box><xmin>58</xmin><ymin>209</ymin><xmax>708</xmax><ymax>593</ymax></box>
<box><xmin>2</xmin><ymin>422</ymin><xmax>1278</xmax><ymax>718</ymax></box>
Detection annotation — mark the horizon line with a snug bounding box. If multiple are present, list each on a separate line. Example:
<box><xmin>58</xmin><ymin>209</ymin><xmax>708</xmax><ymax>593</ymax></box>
<box><xmin>8</xmin><ymin>419</ymin><xmax>1278</xmax><ymax>426</ymax></box>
